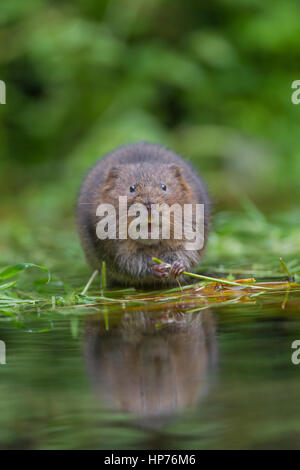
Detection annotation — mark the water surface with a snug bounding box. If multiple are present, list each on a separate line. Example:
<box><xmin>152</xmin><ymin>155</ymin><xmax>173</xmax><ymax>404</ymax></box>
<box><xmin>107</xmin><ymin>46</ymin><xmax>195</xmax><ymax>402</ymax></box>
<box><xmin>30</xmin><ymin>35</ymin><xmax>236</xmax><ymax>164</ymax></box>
<box><xmin>1</xmin><ymin>293</ymin><xmax>300</xmax><ymax>450</ymax></box>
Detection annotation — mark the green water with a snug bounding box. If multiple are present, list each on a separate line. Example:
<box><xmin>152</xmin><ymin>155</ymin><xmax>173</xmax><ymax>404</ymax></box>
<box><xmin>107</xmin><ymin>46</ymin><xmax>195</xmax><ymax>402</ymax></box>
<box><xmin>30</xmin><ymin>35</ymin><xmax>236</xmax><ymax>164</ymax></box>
<box><xmin>0</xmin><ymin>293</ymin><xmax>300</xmax><ymax>450</ymax></box>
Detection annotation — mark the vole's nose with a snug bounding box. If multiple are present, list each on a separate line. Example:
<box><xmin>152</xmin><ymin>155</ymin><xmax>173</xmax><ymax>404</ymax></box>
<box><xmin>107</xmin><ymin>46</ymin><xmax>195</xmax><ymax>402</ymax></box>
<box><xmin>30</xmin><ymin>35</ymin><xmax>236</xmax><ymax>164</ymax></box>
<box><xmin>145</xmin><ymin>202</ymin><xmax>154</xmax><ymax>215</ymax></box>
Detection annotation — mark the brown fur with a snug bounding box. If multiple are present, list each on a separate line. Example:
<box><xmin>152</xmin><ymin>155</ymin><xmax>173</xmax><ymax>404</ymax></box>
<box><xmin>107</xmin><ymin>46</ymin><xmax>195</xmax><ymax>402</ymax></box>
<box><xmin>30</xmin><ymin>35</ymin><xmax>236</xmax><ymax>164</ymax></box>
<box><xmin>77</xmin><ymin>142</ymin><xmax>210</xmax><ymax>287</ymax></box>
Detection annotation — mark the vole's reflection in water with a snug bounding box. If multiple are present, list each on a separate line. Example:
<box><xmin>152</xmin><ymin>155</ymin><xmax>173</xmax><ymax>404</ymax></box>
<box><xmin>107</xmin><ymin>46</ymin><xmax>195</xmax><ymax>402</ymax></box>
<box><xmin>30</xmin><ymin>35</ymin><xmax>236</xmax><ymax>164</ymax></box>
<box><xmin>84</xmin><ymin>308</ymin><xmax>217</xmax><ymax>428</ymax></box>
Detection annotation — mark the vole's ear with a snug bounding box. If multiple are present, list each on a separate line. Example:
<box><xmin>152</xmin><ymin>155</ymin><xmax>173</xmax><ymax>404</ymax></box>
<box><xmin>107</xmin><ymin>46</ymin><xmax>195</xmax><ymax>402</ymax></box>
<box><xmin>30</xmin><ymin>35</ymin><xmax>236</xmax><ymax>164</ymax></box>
<box><xmin>106</xmin><ymin>166</ymin><xmax>120</xmax><ymax>181</ymax></box>
<box><xmin>102</xmin><ymin>166</ymin><xmax>120</xmax><ymax>194</ymax></box>
<box><xmin>167</xmin><ymin>164</ymin><xmax>182</xmax><ymax>179</ymax></box>
<box><xmin>167</xmin><ymin>164</ymin><xmax>191</xmax><ymax>194</ymax></box>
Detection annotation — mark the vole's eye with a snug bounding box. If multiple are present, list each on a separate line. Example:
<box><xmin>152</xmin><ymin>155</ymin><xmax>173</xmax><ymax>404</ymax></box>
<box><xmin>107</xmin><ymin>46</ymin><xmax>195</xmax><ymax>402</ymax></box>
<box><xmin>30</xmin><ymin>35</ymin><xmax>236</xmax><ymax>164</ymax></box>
<box><xmin>161</xmin><ymin>184</ymin><xmax>167</xmax><ymax>191</ymax></box>
<box><xmin>129</xmin><ymin>184</ymin><xmax>137</xmax><ymax>193</ymax></box>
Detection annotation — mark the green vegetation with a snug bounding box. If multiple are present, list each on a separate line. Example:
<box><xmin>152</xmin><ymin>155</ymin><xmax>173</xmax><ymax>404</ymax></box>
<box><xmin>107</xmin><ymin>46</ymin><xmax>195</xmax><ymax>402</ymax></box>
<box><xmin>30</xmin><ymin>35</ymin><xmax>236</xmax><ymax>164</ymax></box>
<box><xmin>1</xmin><ymin>1</ymin><xmax>299</xmax><ymax>286</ymax></box>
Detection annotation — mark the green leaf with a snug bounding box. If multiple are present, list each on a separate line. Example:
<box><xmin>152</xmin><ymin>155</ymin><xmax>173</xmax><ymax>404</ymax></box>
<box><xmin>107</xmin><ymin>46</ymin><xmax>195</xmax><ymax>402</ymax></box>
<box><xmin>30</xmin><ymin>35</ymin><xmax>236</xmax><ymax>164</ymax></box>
<box><xmin>0</xmin><ymin>263</ymin><xmax>50</xmax><ymax>282</ymax></box>
<box><xmin>0</xmin><ymin>281</ymin><xmax>17</xmax><ymax>291</ymax></box>
<box><xmin>0</xmin><ymin>310</ymin><xmax>15</xmax><ymax>318</ymax></box>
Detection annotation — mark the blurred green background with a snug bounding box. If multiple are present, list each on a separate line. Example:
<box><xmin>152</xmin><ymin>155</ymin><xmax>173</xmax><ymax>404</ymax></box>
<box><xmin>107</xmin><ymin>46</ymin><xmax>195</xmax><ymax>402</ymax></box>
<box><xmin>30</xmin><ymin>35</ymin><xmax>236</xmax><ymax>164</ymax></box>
<box><xmin>0</xmin><ymin>0</ymin><xmax>299</xmax><ymax>274</ymax></box>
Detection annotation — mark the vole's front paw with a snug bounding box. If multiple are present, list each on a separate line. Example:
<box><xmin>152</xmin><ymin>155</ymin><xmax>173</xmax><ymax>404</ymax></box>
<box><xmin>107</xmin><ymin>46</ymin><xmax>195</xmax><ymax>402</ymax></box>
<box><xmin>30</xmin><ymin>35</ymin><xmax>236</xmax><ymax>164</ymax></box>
<box><xmin>170</xmin><ymin>259</ymin><xmax>186</xmax><ymax>278</ymax></box>
<box><xmin>152</xmin><ymin>263</ymin><xmax>169</xmax><ymax>279</ymax></box>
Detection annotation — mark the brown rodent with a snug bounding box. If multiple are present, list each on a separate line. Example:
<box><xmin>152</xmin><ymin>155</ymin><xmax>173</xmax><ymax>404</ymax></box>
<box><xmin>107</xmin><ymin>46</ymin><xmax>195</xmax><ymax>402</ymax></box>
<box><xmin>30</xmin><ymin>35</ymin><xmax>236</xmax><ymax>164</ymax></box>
<box><xmin>77</xmin><ymin>142</ymin><xmax>210</xmax><ymax>287</ymax></box>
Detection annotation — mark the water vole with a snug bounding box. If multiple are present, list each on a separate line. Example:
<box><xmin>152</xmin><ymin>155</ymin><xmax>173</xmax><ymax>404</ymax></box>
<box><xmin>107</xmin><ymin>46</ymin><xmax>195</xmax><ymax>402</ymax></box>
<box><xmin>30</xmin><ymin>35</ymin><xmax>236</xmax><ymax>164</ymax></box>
<box><xmin>77</xmin><ymin>142</ymin><xmax>210</xmax><ymax>287</ymax></box>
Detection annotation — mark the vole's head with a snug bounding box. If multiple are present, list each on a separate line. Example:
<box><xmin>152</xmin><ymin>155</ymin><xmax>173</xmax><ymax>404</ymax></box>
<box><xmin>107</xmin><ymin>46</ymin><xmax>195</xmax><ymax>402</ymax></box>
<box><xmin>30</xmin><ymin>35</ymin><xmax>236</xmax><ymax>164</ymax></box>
<box><xmin>101</xmin><ymin>162</ymin><xmax>194</xmax><ymax>245</ymax></box>
<box><xmin>102</xmin><ymin>162</ymin><xmax>192</xmax><ymax>206</ymax></box>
